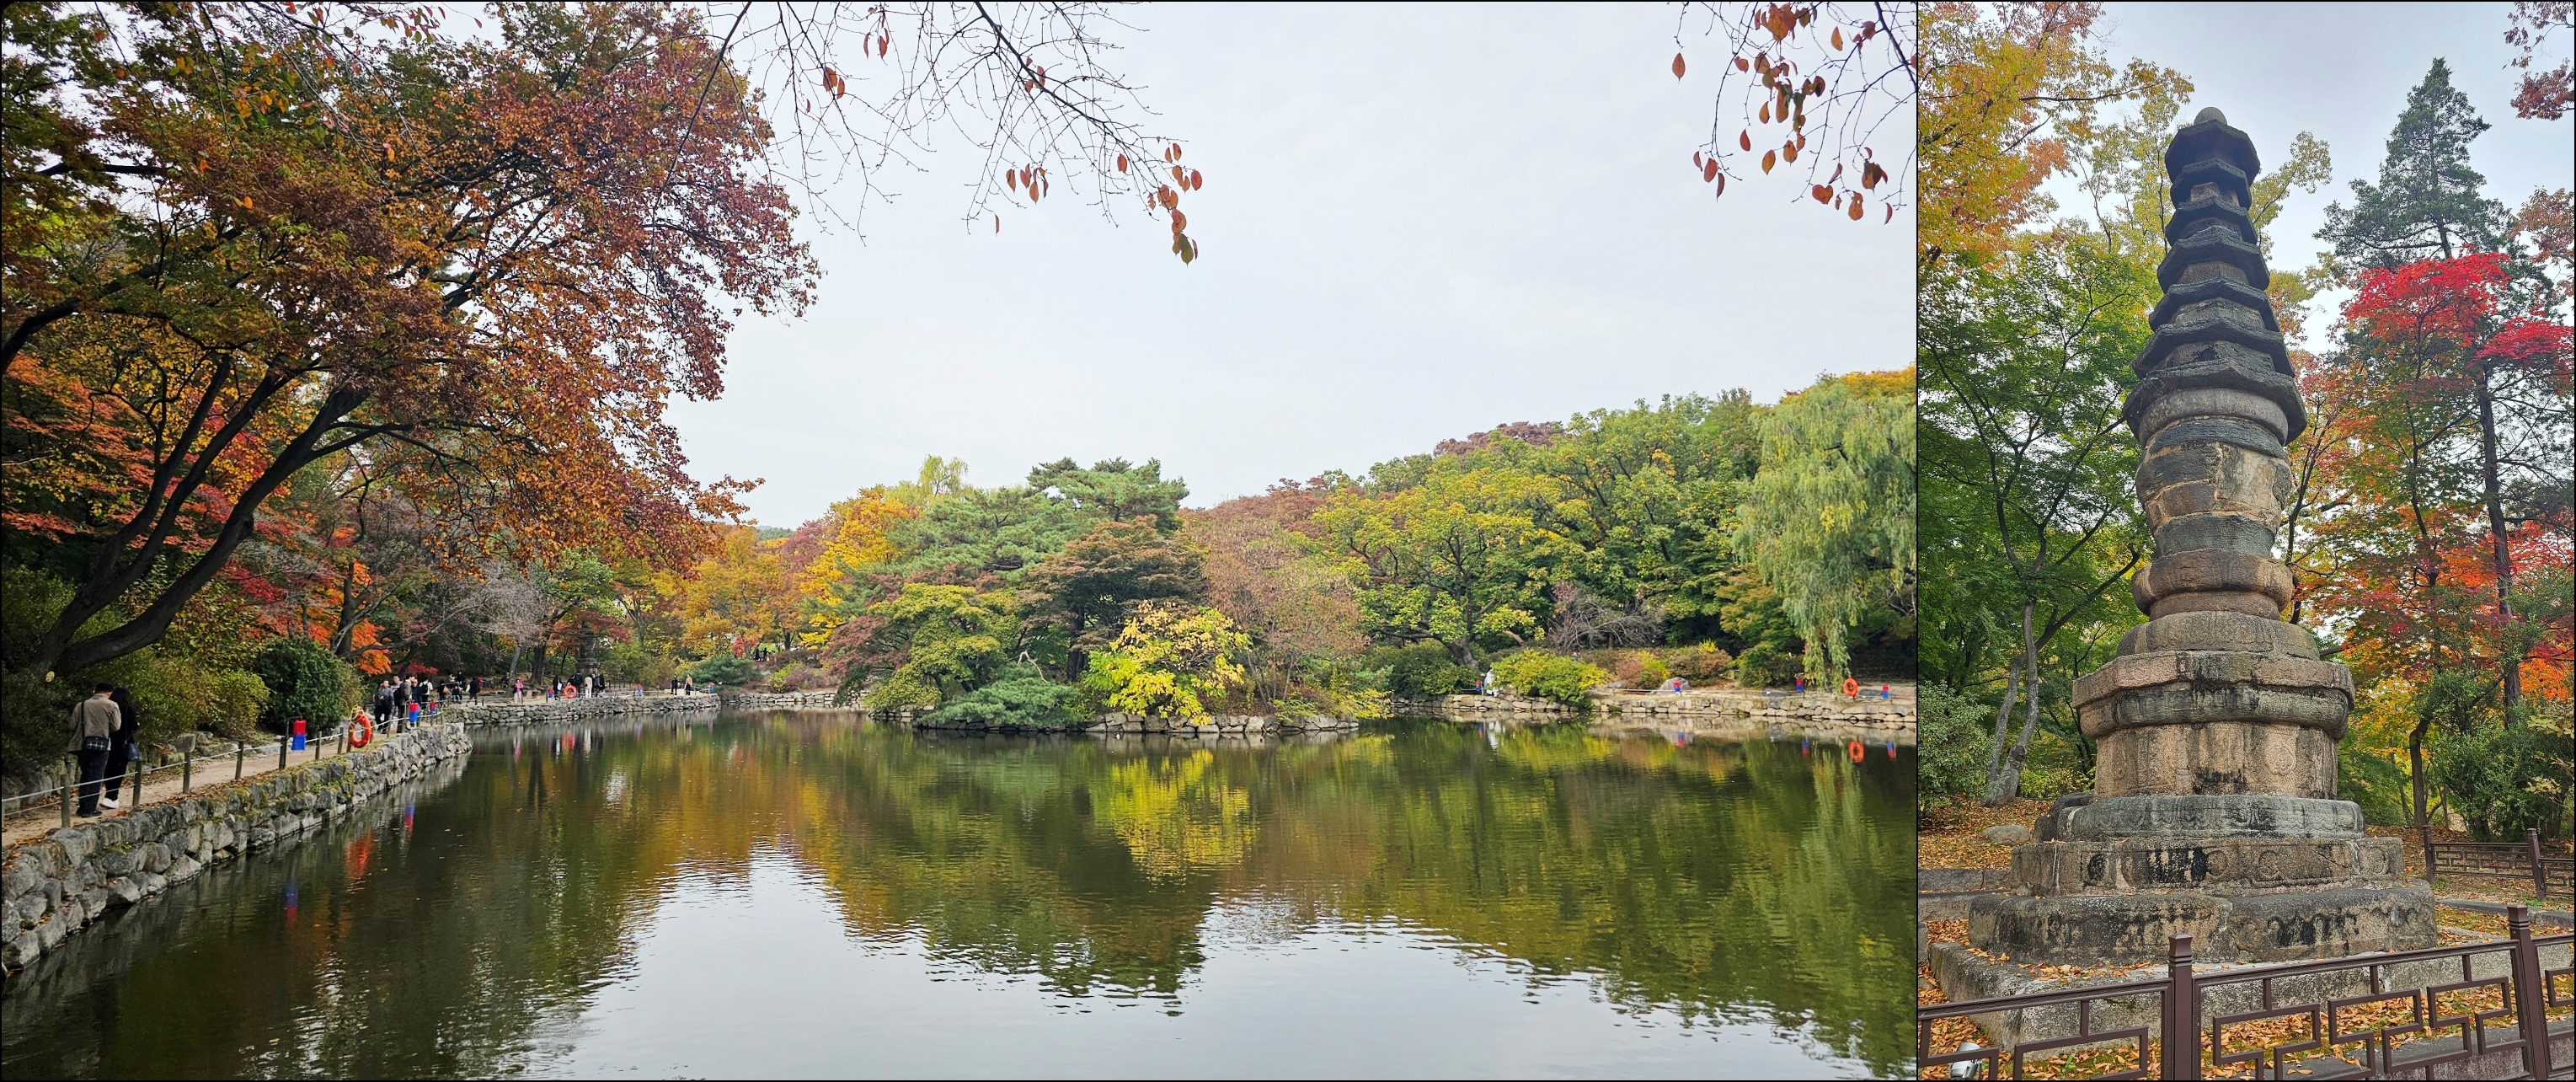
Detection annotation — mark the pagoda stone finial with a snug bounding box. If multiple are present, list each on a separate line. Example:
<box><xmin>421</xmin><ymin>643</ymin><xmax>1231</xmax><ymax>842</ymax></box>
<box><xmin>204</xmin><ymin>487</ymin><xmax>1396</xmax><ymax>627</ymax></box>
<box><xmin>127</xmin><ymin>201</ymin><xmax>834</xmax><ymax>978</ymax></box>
<box><xmin>1961</xmin><ymin>112</ymin><xmax>2435</xmax><ymax>967</ymax></box>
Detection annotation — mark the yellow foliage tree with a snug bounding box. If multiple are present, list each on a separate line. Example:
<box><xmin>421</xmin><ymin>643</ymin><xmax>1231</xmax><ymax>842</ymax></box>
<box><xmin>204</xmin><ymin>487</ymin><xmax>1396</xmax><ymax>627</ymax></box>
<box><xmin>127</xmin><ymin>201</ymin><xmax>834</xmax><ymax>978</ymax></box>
<box><xmin>667</xmin><ymin>526</ymin><xmax>795</xmax><ymax>657</ymax></box>
<box><xmin>1084</xmin><ymin>606</ymin><xmax>1249</xmax><ymax>721</ymax></box>
<box><xmin>1918</xmin><ymin>3</ymin><xmax>2189</xmax><ymax>268</ymax></box>
<box><xmin>795</xmin><ymin>488</ymin><xmax>917</xmax><ymax>644</ymax></box>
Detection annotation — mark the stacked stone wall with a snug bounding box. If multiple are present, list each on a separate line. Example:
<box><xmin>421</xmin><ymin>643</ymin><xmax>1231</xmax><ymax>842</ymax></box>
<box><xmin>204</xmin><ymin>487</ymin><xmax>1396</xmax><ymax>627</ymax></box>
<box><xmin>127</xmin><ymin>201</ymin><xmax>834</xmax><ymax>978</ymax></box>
<box><xmin>2</xmin><ymin>725</ymin><xmax>472</xmax><ymax>973</ymax></box>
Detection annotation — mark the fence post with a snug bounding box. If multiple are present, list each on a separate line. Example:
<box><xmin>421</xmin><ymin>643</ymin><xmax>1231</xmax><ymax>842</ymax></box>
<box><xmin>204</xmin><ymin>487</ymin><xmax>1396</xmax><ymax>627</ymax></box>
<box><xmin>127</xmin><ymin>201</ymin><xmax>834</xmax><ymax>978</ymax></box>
<box><xmin>59</xmin><ymin>758</ymin><xmax>73</xmax><ymax>828</ymax></box>
<box><xmin>183</xmin><ymin>752</ymin><xmax>191</xmax><ymax>793</ymax></box>
<box><xmin>277</xmin><ymin>735</ymin><xmax>288</xmax><ymax>772</ymax></box>
<box><xmin>2509</xmin><ymin>903</ymin><xmax>2551</xmax><ymax>1081</ymax></box>
<box><xmin>2424</xmin><ymin>822</ymin><xmax>2439</xmax><ymax>891</ymax></box>
<box><xmin>2530</xmin><ymin>828</ymin><xmax>2547</xmax><ymax>902</ymax></box>
<box><xmin>2164</xmin><ymin>935</ymin><xmax>2199</xmax><ymax>1080</ymax></box>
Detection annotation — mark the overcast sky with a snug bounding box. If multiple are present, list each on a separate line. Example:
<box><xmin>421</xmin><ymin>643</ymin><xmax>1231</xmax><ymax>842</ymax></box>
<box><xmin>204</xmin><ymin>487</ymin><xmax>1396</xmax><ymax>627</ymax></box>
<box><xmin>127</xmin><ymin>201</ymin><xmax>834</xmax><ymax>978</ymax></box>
<box><xmin>2055</xmin><ymin>2</ymin><xmax>2574</xmax><ymax>350</ymax></box>
<box><xmin>667</xmin><ymin>4</ymin><xmax>1915</xmax><ymax>528</ymax></box>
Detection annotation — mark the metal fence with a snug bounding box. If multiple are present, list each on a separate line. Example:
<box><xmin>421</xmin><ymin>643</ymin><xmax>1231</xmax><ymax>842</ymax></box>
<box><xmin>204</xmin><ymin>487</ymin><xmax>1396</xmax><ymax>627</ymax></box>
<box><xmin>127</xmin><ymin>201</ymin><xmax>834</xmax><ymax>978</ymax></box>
<box><xmin>2429</xmin><ymin>829</ymin><xmax>2576</xmax><ymax>900</ymax></box>
<box><xmin>1921</xmin><ymin>904</ymin><xmax>2575</xmax><ymax>1079</ymax></box>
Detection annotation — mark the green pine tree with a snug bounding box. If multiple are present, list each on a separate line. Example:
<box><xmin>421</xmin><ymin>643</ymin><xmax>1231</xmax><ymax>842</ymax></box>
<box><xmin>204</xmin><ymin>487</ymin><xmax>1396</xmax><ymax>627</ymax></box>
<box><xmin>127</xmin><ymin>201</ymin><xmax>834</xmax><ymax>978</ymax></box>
<box><xmin>2319</xmin><ymin>58</ymin><xmax>2509</xmax><ymax>267</ymax></box>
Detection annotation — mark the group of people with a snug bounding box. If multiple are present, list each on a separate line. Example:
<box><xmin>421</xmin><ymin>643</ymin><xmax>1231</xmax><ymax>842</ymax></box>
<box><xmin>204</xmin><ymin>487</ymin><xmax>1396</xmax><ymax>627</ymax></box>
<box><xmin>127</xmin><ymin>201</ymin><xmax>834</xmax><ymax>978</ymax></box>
<box><xmin>66</xmin><ymin>684</ymin><xmax>142</xmax><ymax>817</ymax></box>
<box><xmin>515</xmin><ymin>673</ymin><xmax>607</xmax><ymax>700</ymax></box>
<box><xmin>371</xmin><ymin>674</ymin><xmax>477</xmax><ymax>727</ymax></box>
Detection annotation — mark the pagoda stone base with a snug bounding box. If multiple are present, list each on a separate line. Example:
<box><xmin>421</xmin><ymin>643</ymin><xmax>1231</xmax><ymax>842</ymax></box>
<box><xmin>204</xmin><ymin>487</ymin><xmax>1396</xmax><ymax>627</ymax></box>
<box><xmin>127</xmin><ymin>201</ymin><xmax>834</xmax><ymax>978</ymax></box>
<box><xmin>2049</xmin><ymin>794</ymin><xmax>2366</xmax><ymax>840</ymax></box>
<box><xmin>2009</xmin><ymin>835</ymin><xmax>2411</xmax><ymax>897</ymax></box>
<box><xmin>1968</xmin><ymin>883</ymin><xmax>2437</xmax><ymax>966</ymax></box>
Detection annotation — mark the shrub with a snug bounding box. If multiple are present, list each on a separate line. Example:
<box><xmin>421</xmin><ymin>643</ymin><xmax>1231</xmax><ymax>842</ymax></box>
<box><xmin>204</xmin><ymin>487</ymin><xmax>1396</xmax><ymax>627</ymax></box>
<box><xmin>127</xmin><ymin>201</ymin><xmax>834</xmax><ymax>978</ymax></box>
<box><xmin>201</xmin><ymin>669</ymin><xmax>271</xmax><ymax>738</ymax></box>
<box><xmin>765</xmin><ymin>662</ymin><xmax>835</xmax><ymax>693</ymax></box>
<box><xmin>1491</xmin><ymin>651</ymin><xmax>1607</xmax><ymax>704</ymax></box>
<box><xmin>1732</xmin><ymin>641</ymin><xmax>1803</xmax><ymax>688</ymax></box>
<box><xmin>1665</xmin><ymin>643</ymin><xmax>1734</xmax><ymax>683</ymax></box>
<box><xmin>1360</xmin><ymin>642</ymin><xmax>1471</xmax><ymax>699</ymax></box>
<box><xmin>688</xmin><ymin>654</ymin><xmax>757</xmax><ymax>688</ymax></box>
<box><xmin>1916</xmin><ymin>685</ymin><xmax>1991</xmax><ymax>813</ymax></box>
<box><xmin>925</xmin><ymin>664</ymin><xmax>1082</xmax><ymax>729</ymax></box>
<box><xmin>2429</xmin><ymin>722</ymin><xmax>2569</xmax><ymax>842</ymax></box>
<box><xmin>253</xmin><ymin>638</ymin><xmax>356</xmax><ymax>733</ymax></box>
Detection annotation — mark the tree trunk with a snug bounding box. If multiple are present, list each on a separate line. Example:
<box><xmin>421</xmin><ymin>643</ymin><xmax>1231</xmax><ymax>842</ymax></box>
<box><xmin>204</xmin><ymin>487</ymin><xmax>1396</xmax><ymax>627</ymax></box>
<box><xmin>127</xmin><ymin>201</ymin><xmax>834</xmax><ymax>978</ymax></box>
<box><xmin>2410</xmin><ymin>711</ymin><xmax>2432</xmax><ymax>858</ymax></box>
<box><xmin>2472</xmin><ymin>370</ymin><xmax>2521</xmax><ymax>718</ymax></box>
<box><xmin>1991</xmin><ymin>640</ymin><xmax>2047</xmax><ymax>806</ymax></box>
<box><xmin>1982</xmin><ymin>604</ymin><xmax>2037</xmax><ymax>806</ymax></box>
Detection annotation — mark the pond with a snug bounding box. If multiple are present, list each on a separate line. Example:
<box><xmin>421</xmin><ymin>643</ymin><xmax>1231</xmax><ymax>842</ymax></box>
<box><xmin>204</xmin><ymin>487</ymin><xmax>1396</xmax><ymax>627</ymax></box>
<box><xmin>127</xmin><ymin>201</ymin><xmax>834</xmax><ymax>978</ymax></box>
<box><xmin>1</xmin><ymin>712</ymin><xmax>1914</xmax><ymax>1079</ymax></box>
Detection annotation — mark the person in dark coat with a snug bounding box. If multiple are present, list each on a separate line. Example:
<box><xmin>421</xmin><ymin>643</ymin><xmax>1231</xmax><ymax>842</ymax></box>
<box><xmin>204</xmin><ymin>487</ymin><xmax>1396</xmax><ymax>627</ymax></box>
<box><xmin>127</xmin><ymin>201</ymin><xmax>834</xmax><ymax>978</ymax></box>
<box><xmin>67</xmin><ymin>684</ymin><xmax>120</xmax><ymax>817</ymax></box>
<box><xmin>100</xmin><ymin>687</ymin><xmax>139</xmax><ymax>810</ymax></box>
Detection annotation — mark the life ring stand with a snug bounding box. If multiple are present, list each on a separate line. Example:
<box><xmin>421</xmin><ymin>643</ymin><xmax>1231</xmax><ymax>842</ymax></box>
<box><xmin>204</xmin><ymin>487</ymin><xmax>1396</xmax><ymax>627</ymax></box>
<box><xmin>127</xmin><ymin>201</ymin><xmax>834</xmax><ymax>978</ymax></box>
<box><xmin>349</xmin><ymin>714</ymin><xmax>374</xmax><ymax>749</ymax></box>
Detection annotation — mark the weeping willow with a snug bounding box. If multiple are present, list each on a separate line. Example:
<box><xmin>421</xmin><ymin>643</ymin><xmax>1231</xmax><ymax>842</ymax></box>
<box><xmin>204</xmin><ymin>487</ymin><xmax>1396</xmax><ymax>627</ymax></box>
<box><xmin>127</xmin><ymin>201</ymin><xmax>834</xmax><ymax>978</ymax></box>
<box><xmin>1732</xmin><ymin>370</ymin><xmax>1917</xmax><ymax>682</ymax></box>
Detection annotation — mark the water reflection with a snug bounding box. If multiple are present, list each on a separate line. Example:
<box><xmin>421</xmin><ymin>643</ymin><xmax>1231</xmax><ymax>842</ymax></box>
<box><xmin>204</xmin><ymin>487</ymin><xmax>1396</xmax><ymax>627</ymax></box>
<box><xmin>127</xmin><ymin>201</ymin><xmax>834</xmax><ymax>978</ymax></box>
<box><xmin>2</xmin><ymin>714</ymin><xmax>1913</xmax><ymax>1079</ymax></box>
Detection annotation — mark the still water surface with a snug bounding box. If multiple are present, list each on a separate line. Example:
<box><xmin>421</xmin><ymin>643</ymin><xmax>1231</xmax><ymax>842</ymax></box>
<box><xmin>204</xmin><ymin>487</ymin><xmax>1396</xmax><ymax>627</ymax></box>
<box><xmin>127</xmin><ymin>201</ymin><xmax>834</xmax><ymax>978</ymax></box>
<box><xmin>2</xmin><ymin>713</ymin><xmax>1913</xmax><ymax>1078</ymax></box>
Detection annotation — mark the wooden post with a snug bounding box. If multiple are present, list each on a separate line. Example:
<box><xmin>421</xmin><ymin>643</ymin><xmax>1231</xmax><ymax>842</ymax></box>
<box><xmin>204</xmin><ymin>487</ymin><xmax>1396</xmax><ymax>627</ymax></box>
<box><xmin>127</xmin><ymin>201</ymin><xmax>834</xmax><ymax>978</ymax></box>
<box><xmin>277</xmin><ymin>735</ymin><xmax>288</xmax><ymax>772</ymax></box>
<box><xmin>235</xmin><ymin>742</ymin><xmax>245</xmax><ymax>779</ymax></box>
<box><xmin>183</xmin><ymin>752</ymin><xmax>191</xmax><ymax>793</ymax></box>
<box><xmin>2163</xmin><ymin>935</ymin><xmax>2199</xmax><ymax>1080</ymax></box>
<box><xmin>59</xmin><ymin>758</ymin><xmax>73</xmax><ymax>828</ymax></box>
<box><xmin>2528</xmin><ymin>828</ymin><xmax>2547</xmax><ymax>901</ymax></box>
<box><xmin>2509</xmin><ymin>903</ymin><xmax>2551</xmax><ymax>1081</ymax></box>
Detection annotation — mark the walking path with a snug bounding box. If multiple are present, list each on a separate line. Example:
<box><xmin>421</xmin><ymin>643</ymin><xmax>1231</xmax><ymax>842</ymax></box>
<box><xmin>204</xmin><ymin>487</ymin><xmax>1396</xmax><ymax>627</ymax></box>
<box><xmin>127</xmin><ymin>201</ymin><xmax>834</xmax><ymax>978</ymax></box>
<box><xmin>3</xmin><ymin>732</ymin><xmax>366</xmax><ymax>849</ymax></box>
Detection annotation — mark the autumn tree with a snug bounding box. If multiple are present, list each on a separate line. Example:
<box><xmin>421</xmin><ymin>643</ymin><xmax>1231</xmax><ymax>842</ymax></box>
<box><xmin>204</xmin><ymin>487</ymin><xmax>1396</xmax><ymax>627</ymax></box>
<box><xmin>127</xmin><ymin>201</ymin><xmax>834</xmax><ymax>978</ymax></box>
<box><xmin>1916</xmin><ymin>2</ymin><xmax>2189</xmax><ymax>268</ymax></box>
<box><xmin>3</xmin><ymin>3</ymin><xmax>809</xmax><ymax>689</ymax></box>
<box><xmin>1189</xmin><ymin>484</ymin><xmax>1365</xmax><ymax>704</ymax></box>
<box><xmin>1019</xmin><ymin>518</ymin><xmax>1206</xmax><ymax>680</ymax></box>
<box><xmin>1674</xmin><ymin>2</ymin><xmax>1916</xmax><ymax>223</ymax></box>
<box><xmin>1525</xmin><ymin>394</ymin><xmax>1756</xmax><ymax>644</ymax></box>
<box><xmin>1080</xmin><ymin>605</ymin><xmax>1249</xmax><ymax>721</ymax></box>
<box><xmin>2322</xmin><ymin>66</ymin><xmax>2568</xmax><ymax>719</ymax></box>
<box><xmin>2506</xmin><ymin>1</ymin><xmax>2573</xmax><ymax>121</ymax></box>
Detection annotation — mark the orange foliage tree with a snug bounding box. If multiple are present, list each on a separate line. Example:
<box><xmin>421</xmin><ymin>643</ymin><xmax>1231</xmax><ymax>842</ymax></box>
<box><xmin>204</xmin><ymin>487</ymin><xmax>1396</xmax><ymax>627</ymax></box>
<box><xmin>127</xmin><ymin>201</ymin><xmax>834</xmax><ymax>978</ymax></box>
<box><xmin>1675</xmin><ymin>2</ymin><xmax>1916</xmax><ymax>222</ymax></box>
<box><xmin>3</xmin><ymin>4</ymin><xmax>810</xmax><ymax>680</ymax></box>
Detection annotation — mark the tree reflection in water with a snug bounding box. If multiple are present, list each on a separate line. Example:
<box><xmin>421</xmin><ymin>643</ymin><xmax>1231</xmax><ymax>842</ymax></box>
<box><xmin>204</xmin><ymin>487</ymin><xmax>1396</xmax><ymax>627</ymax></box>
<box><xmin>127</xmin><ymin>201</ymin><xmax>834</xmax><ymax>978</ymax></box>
<box><xmin>0</xmin><ymin>714</ymin><xmax>1912</xmax><ymax>1079</ymax></box>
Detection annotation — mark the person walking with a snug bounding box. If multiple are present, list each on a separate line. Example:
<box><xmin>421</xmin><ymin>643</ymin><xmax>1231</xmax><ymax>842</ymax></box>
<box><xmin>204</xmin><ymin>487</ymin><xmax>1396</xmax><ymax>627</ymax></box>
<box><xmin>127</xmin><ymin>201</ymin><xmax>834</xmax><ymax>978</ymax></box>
<box><xmin>67</xmin><ymin>684</ymin><xmax>120</xmax><ymax>817</ymax></box>
<box><xmin>99</xmin><ymin>687</ymin><xmax>139</xmax><ymax>810</ymax></box>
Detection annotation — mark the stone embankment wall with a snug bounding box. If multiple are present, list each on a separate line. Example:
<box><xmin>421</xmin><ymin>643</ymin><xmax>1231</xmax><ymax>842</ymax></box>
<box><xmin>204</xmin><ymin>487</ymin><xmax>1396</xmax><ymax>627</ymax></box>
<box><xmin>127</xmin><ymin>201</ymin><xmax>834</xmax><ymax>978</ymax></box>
<box><xmin>1603</xmin><ymin>689</ymin><xmax>1915</xmax><ymax>732</ymax></box>
<box><xmin>717</xmin><ymin>690</ymin><xmax>846</xmax><ymax>710</ymax></box>
<box><xmin>1076</xmin><ymin>713</ymin><xmax>1359</xmax><ymax>736</ymax></box>
<box><xmin>1429</xmin><ymin>688</ymin><xmax>1916</xmax><ymax>737</ymax></box>
<box><xmin>2</xmin><ymin>724</ymin><xmax>472</xmax><ymax>972</ymax></box>
<box><xmin>437</xmin><ymin>692</ymin><xmax>727</xmax><ymax>726</ymax></box>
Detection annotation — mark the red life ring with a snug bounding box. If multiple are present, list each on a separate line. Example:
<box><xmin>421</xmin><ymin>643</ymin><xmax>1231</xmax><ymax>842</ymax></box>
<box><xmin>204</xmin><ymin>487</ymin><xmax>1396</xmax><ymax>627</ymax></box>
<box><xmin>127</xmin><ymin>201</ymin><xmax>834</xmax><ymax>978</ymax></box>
<box><xmin>1846</xmin><ymin>739</ymin><xmax>1864</xmax><ymax>763</ymax></box>
<box><xmin>349</xmin><ymin>714</ymin><xmax>374</xmax><ymax>748</ymax></box>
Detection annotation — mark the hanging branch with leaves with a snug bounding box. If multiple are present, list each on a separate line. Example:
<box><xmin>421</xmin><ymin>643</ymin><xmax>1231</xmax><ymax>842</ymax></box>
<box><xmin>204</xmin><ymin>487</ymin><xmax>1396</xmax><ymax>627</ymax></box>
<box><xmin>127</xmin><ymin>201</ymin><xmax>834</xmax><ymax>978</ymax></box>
<box><xmin>1671</xmin><ymin>1</ymin><xmax>1916</xmax><ymax>222</ymax></box>
<box><xmin>688</xmin><ymin>2</ymin><xmax>1208</xmax><ymax>262</ymax></box>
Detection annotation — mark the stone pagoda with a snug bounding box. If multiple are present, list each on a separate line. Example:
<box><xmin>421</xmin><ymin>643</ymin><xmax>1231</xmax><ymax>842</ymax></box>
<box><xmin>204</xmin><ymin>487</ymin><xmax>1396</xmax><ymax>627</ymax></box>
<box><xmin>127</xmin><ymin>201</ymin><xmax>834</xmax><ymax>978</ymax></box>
<box><xmin>1968</xmin><ymin>109</ymin><xmax>2437</xmax><ymax>967</ymax></box>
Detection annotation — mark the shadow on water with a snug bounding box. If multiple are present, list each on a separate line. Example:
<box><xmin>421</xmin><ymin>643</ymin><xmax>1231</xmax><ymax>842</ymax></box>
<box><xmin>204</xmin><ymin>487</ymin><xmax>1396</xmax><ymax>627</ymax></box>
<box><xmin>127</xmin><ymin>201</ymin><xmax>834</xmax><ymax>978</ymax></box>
<box><xmin>3</xmin><ymin>712</ymin><xmax>1913</xmax><ymax>1079</ymax></box>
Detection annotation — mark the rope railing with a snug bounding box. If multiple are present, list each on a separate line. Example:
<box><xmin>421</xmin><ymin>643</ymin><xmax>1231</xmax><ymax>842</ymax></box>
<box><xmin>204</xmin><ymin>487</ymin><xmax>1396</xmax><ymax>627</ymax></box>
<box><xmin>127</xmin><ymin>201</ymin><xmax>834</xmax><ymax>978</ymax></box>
<box><xmin>1</xmin><ymin>716</ymin><xmax>444</xmax><ymax>828</ymax></box>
